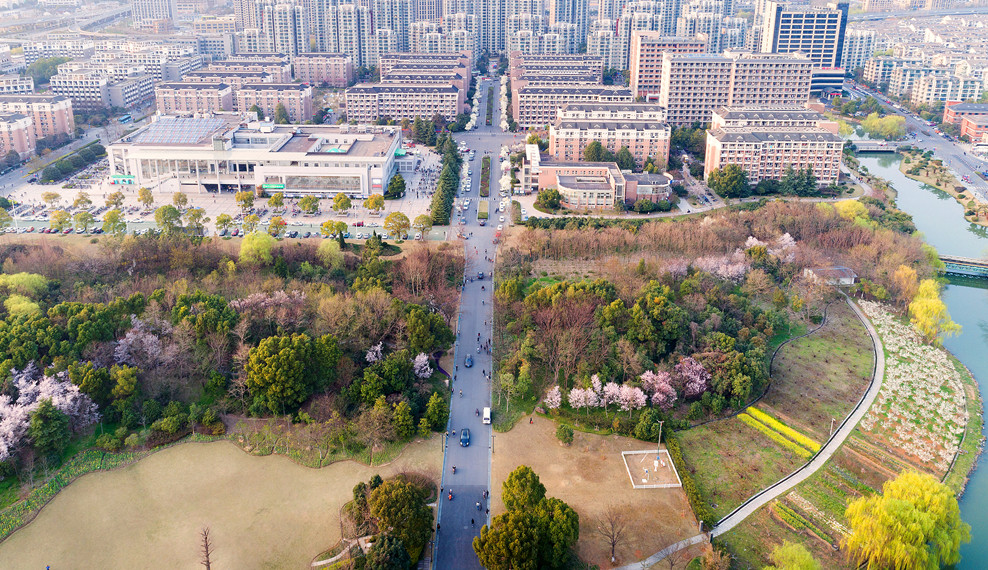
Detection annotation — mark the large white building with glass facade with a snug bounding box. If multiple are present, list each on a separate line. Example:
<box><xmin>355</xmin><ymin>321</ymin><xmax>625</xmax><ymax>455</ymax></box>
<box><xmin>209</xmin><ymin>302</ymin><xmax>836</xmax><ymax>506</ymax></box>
<box><xmin>107</xmin><ymin>116</ymin><xmax>401</xmax><ymax>197</ymax></box>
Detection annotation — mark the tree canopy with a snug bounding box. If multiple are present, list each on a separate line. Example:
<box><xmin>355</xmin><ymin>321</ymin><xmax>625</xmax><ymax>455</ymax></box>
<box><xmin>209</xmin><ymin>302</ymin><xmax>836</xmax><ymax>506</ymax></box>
<box><xmin>843</xmin><ymin>471</ymin><xmax>970</xmax><ymax>570</ymax></box>
<box><xmin>244</xmin><ymin>333</ymin><xmax>342</xmax><ymax>413</ymax></box>
<box><xmin>708</xmin><ymin>164</ymin><xmax>750</xmax><ymax>199</ymax></box>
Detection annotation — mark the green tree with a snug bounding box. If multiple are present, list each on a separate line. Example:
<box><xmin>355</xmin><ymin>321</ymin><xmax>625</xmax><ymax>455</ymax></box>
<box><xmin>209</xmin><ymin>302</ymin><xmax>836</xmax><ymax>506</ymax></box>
<box><xmin>25</xmin><ymin>56</ymin><xmax>70</xmax><ymax>84</ymax></box>
<box><xmin>392</xmin><ymin>401</ymin><xmax>415</xmax><ymax>440</ymax></box>
<box><xmin>707</xmin><ymin>163</ymin><xmax>750</xmax><ymax>199</ymax></box>
<box><xmin>244</xmin><ymin>333</ymin><xmax>342</xmax><ymax>413</ymax></box>
<box><xmin>332</xmin><ymin>193</ymin><xmax>352</xmax><ymax>213</ymax></box>
<box><xmin>502</xmin><ymin>465</ymin><xmax>546</xmax><ymax>512</ymax></box>
<box><xmin>474</xmin><ymin>510</ymin><xmax>542</xmax><ymax>570</ymax></box>
<box><xmin>50</xmin><ymin>209</ymin><xmax>71</xmax><ymax>231</ymax></box>
<box><xmin>0</xmin><ymin>208</ymin><xmax>11</xmax><ymax>233</ymax></box>
<box><xmin>3</xmin><ymin>150</ymin><xmax>20</xmax><ymax>168</ymax></box>
<box><xmin>583</xmin><ymin>141</ymin><xmax>605</xmax><ymax>162</ymax></box>
<box><xmin>364</xmin><ymin>193</ymin><xmax>385</xmax><ymax>213</ymax></box>
<box><xmin>267</xmin><ymin>192</ymin><xmax>284</xmax><ymax>209</ymax></box>
<box><xmin>29</xmin><ymin>399</ymin><xmax>71</xmax><ymax>457</ymax></box>
<box><xmin>73</xmin><ymin>191</ymin><xmax>92</xmax><ymax>210</ymax></box>
<box><xmin>138</xmin><ymin>187</ymin><xmax>154</xmax><ymax>209</ymax></box>
<box><xmin>424</xmin><ymin>392</ymin><xmax>448</xmax><ymax>430</ymax></box>
<box><xmin>41</xmin><ymin>191</ymin><xmax>61</xmax><ymax>207</ymax></box>
<box><xmin>215</xmin><ymin>213</ymin><xmax>234</xmax><ymax>233</ymax></box>
<box><xmin>322</xmin><ymin>219</ymin><xmax>348</xmax><ymax>247</ymax></box>
<box><xmin>369</xmin><ymin>479</ymin><xmax>433</xmax><ymax>562</ymax></box>
<box><xmin>102</xmin><ymin>208</ymin><xmax>127</xmax><ymax>237</ymax></box>
<box><xmin>615</xmin><ymin>146</ymin><xmax>635</xmax><ymax>171</ymax></box>
<box><xmin>239</xmin><ymin>231</ymin><xmax>276</xmax><ymax>265</ymax></box>
<box><xmin>249</xmin><ymin>104</ymin><xmax>264</xmax><ymax>120</ymax></box>
<box><xmin>274</xmin><ymin>103</ymin><xmax>290</xmax><ymax>124</ymax></box>
<box><xmin>235</xmin><ymin>190</ymin><xmax>255</xmax><ymax>214</ymax></box>
<box><xmin>366</xmin><ymin>534</ymin><xmax>411</xmax><ymax>569</ymax></box>
<box><xmin>268</xmin><ymin>215</ymin><xmax>287</xmax><ymax>236</ymax></box>
<box><xmin>41</xmin><ymin>166</ymin><xmax>61</xmax><ymax>183</ymax></box>
<box><xmin>183</xmin><ymin>207</ymin><xmax>209</xmax><ymax>236</ymax></box>
<box><xmin>534</xmin><ymin>496</ymin><xmax>579</xmax><ymax>564</ymax></box>
<box><xmin>105</xmin><ymin>191</ymin><xmax>125</xmax><ymax>209</ymax></box>
<box><xmin>299</xmin><ymin>195</ymin><xmax>319</xmax><ymax>214</ymax></box>
<box><xmin>243</xmin><ymin>214</ymin><xmax>261</xmax><ymax>233</ymax></box>
<box><xmin>154</xmin><ymin>205</ymin><xmax>183</xmax><ymax>233</ymax></box>
<box><xmin>535</xmin><ymin>188</ymin><xmax>561</xmax><ymax>210</ymax></box>
<box><xmin>844</xmin><ymin>471</ymin><xmax>970</xmax><ymax>570</ymax></box>
<box><xmin>317</xmin><ymin>239</ymin><xmax>344</xmax><ymax>270</ymax></box>
<box><xmin>172</xmin><ymin>191</ymin><xmax>188</xmax><ymax>209</ymax></box>
<box><xmin>412</xmin><ymin>214</ymin><xmax>432</xmax><ymax>235</ymax></box>
<box><xmin>73</xmin><ymin>211</ymin><xmax>94</xmax><ymax>232</ymax></box>
<box><xmin>386</xmin><ymin>174</ymin><xmax>406</xmax><ymax>199</ymax></box>
<box><xmin>764</xmin><ymin>541</ymin><xmax>821</xmax><ymax>570</ymax></box>
<box><xmin>384</xmin><ymin>211</ymin><xmax>410</xmax><ymax>239</ymax></box>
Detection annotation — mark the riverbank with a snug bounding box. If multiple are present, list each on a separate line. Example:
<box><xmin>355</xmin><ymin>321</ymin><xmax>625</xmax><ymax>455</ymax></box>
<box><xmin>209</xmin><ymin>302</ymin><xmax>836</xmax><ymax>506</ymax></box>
<box><xmin>897</xmin><ymin>148</ymin><xmax>988</xmax><ymax>227</ymax></box>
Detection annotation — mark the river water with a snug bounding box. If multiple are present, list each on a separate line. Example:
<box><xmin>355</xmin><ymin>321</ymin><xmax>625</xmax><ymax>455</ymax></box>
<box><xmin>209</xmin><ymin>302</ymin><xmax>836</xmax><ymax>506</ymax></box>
<box><xmin>857</xmin><ymin>153</ymin><xmax>988</xmax><ymax>566</ymax></box>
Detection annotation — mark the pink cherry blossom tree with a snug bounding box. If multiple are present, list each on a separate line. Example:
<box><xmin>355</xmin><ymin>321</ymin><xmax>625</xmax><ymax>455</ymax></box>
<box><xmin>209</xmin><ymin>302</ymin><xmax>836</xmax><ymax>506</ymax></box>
<box><xmin>365</xmin><ymin>342</ymin><xmax>383</xmax><ymax>363</ymax></box>
<box><xmin>641</xmin><ymin>371</ymin><xmax>677</xmax><ymax>410</ymax></box>
<box><xmin>543</xmin><ymin>386</ymin><xmax>562</xmax><ymax>410</ymax></box>
<box><xmin>674</xmin><ymin>356</ymin><xmax>711</xmax><ymax>399</ymax></box>
<box><xmin>568</xmin><ymin>387</ymin><xmax>588</xmax><ymax>415</ymax></box>
<box><xmin>601</xmin><ymin>381</ymin><xmax>621</xmax><ymax>417</ymax></box>
<box><xmin>412</xmin><ymin>353</ymin><xmax>433</xmax><ymax>379</ymax></box>
<box><xmin>618</xmin><ymin>384</ymin><xmax>647</xmax><ymax>417</ymax></box>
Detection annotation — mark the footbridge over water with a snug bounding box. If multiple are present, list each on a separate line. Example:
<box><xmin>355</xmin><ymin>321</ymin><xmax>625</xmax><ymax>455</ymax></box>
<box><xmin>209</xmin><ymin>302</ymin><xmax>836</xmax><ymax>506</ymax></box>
<box><xmin>941</xmin><ymin>255</ymin><xmax>988</xmax><ymax>278</ymax></box>
<box><xmin>851</xmin><ymin>141</ymin><xmax>903</xmax><ymax>152</ymax></box>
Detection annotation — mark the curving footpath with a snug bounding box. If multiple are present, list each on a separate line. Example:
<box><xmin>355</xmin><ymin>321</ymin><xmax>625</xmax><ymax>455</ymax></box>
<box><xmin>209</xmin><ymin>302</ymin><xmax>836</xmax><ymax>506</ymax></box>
<box><xmin>614</xmin><ymin>296</ymin><xmax>885</xmax><ymax>569</ymax></box>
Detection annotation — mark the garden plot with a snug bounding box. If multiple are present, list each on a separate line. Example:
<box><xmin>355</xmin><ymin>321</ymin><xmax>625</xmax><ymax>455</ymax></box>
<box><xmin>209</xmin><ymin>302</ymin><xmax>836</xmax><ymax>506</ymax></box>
<box><xmin>857</xmin><ymin>300</ymin><xmax>967</xmax><ymax>474</ymax></box>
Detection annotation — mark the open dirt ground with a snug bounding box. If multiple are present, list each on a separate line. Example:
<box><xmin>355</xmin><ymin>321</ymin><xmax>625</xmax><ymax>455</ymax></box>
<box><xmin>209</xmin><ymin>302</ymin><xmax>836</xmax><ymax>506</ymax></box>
<box><xmin>492</xmin><ymin>416</ymin><xmax>697</xmax><ymax>569</ymax></box>
<box><xmin>0</xmin><ymin>438</ymin><xmax>441</xmax><ymax>569</ymax></box>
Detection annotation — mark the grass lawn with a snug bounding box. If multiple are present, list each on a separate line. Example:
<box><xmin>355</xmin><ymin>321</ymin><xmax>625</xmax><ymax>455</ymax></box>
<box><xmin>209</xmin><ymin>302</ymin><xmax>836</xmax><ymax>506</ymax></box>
<box><xmin>0</xmin><ymin>438</ymin><xmax>441</xmax><ymax>569</ymax></box>
<box><xmin>760</xmin><ymin>301</ymin><xmax>874</xmax><ymax>441</ymax></box>
<box><xmin>677</xmin><ymin>418</ymin><xmax>804</xmax><ymax>521</ymax></box>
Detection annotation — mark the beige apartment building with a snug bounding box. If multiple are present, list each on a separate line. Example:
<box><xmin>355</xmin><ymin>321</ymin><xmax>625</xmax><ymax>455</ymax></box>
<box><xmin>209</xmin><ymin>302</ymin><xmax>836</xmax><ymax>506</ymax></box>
<box><xmin>659</xmin><ymin>51</ymin><xmax>812</xmax><ymax>126</ymax></box>
<box><xmin>628</xmin><ymin>32</ymin><xmax>706</xmax><ymax>99</ymax></box>
<box><xmin>378</xmin><ymin>52</ymin><xmax>472</xmax><ymax>77</ymax></box>
<box><xmin>155</xmin><ymin>82</ymin><xmax>234</xmax><ymax>115</ymax></box>
<box><xmin>235</xmin><ymin>84</ymin><xmax>313</xmax><ymax>123</ymax></box>
<box><xmin>344</xmin><ymin>83</ymin><xmax>462</xmax><ymax>123</ymax></box>
<box><xmin>704</xmin><ymin>106</ymin><xmax>843</xmax><ymax>185</ymax></box>
<box><xmin>549</xmin><ymin>102</ymin><xmax>671</xmax><ymax>168</ymax></box>
<box><xmin>49</xmin><ymin>70</ymin><xmax>110</xmax><ymax>111</ymax></box>
<box><xmin>183</xmin><ymin>69</ymin><xmax>274</xmax><ymax>90</ymax></box>
<box><xmin>0</xmin><ymin>95</ymin><xmax>75</xmax><ymax>141</ymax></box>
<box><xmin>0</xmin><ymin>75</ymin><xmax>33</xmax><ymax>94</ymax></box>
<box><xmin>910</xmin><ymin>75</ymin><xmax>984</xmax><ymax>107</ymax></box>
<box><xmin>206</xmin><ymin>57</ymin><xmax>292</xmax><ymax>83</ymax></box>
<box><xmin>294</xmin><ymin>53</ymin><xmax>353</xmax><ymax>87</ymax></box>
<box><xmin>513</xmin><ymin>85</ymin><xmax>634</xmax><ymax>128</ymax></box>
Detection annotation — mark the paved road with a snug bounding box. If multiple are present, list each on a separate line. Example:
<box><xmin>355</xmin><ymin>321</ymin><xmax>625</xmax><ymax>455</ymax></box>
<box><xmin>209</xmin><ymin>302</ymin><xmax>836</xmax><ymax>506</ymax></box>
<box><xmin>433</xmin><ymin>72</ymin><xmax>515</xmax><ymax>570</ymax></box>
<box><xmin>615</xmin><ymin>296</ymin><xmax>886</xmax><ymax>567</ymax></box>
<box><xmin>848</xmin><ymin>85</ymin><xmax>988</xmax><ymax>201</ymax></box>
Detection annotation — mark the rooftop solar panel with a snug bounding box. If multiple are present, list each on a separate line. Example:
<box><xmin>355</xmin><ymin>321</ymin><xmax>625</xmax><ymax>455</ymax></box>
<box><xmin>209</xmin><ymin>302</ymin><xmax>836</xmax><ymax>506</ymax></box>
<box><xmin>131</xmin><ymin>117</ymin><xmax>227</xmax><ymax>145</ymax></box>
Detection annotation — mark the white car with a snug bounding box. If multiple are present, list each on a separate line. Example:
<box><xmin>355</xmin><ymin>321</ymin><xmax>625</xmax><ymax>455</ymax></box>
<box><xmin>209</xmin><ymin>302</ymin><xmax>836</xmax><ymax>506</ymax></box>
<box><xmin>499</xmin><ymin>216</ymin><xmax>505</xmax><ymax>222</ymax></box>
<box><xmin>468</xmin><ymin>169</ymin><xmax>473</xmax><ymax>175</ymax></box>
<box><xmin>496</xmin><ymin>224</ymin><xmax>503</xmax><ymax>231</ymax></box>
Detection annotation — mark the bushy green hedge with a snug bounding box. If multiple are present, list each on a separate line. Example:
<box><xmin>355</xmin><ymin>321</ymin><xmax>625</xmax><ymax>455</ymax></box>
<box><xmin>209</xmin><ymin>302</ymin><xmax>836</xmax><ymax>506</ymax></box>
<box><xmin>665</xmin><ymin>432</ymin><xmax>715</xmax><ymax>527</ymax></box>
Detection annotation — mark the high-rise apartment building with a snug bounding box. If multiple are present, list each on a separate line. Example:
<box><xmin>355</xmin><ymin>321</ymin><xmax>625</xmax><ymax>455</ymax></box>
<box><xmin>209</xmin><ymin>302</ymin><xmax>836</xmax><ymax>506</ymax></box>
<box><xmin>258</xmin><ymin>1</ymin><xmax>308</xmax><ymax>59</ymax></box>
<box><xmin>842</xmin><ymin>29</ymin><xmax>876</xmax><ymax>74</ymax></box>
<box><xmin>659</xmin><ymin>51</ymin><xmax>812</xmax><ymax>125</ymax></box>
<box><xmin>910</xmin><ymin>75</ymin><xmax>984</xmax><ymax>107</ymax></box>
<box><xmin>131</xmin><ymin>0</ymin><xmax>179</xmax><ymax>29</ymax></box>
<box><xmin>758</xmin><ymin>0</ymin><xmax>848</xmax><ymax>92</ymax></box>
<box><xmin>549</xmin><ymin>0</ymin><xmax>589</xmax><ymax>43</ymax></box>
<box><xmin>629</xmin><ymin>32</ymin><xmax>705</xmax><ymax>98</ymax></box>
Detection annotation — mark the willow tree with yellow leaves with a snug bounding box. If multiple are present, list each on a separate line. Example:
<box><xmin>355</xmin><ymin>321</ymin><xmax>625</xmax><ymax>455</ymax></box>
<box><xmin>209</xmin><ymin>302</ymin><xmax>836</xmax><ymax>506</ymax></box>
<box><xmin>843</xmin><ymin>471</ymin><xmax>970</xmax><ymax>570</ymax></box>
<box><xmin>908</xmin><ymin>279</ymin><xmax>961</xmax><ymax>345</ymax></box>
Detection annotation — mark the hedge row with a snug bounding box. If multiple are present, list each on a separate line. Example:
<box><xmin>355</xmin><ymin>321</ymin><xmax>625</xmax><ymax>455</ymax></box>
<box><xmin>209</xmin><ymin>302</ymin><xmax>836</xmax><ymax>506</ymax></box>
<box><xmin>429</xmin><ymin>138</ymin><xmax>462</xmax><ymax>226</ymax></box>
<box><xmin>746</xmin><ymin>406</ymin><xmax>821</xmax><ymax>452</ymax></box>
<box><xmin>665</xmin><ymin>432</ymin><xmax>715</xmax><ymax>527</ymax></box>
<box><xmin>737</xmin><ymin>413</ymin><xmax>812</xmax><ymax>459</ymax></box>
<box><xmin>480</xmin><ymin>156</ymin><xmax>491</xmax><ymax>197</ymax></box>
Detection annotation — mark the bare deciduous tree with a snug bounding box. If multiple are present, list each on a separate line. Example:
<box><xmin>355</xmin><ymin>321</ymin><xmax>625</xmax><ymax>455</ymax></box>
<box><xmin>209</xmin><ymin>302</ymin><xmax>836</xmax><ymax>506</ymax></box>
<box><xmin>595</xmin><ymin>506</ymin><xmax>628</xmax><ymax>563</ymax></box>
<box><xmin>200</xmin><ymin>527</ymin><xmax>214</xmax><ymax>570</ymax></box>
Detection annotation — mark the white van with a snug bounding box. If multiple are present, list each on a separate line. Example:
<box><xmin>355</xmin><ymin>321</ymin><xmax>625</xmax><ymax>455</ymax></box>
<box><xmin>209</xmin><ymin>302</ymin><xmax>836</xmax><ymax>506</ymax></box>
<box><xmin>482</xmin><ymin>407</ymin><xmax>491</xmax><ymax>425</ymax></box>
